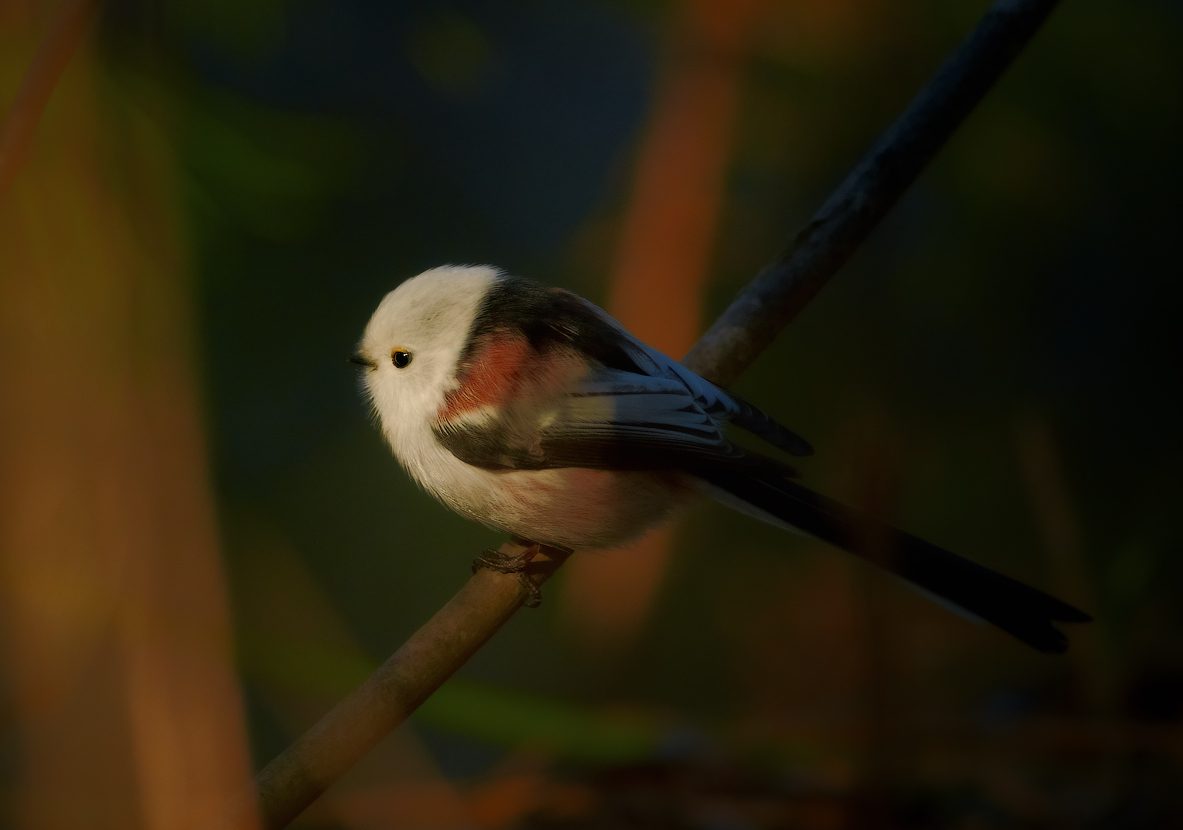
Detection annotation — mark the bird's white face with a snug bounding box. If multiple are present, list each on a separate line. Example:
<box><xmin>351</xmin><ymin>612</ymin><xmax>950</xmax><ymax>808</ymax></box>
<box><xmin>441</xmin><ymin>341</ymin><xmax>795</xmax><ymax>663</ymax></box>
<box><xmin>357</xmin><ymin>265</ymin><xmax>500</xmax><ymax>456</ymax></box>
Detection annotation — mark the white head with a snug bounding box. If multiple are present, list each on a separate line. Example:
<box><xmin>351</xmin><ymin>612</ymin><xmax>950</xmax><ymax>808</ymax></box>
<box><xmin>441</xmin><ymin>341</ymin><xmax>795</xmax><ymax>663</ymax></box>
<box><xmin>356</xmin><ymin>264</ymin><xmax>502</xmax><ymax>450</ymax></box>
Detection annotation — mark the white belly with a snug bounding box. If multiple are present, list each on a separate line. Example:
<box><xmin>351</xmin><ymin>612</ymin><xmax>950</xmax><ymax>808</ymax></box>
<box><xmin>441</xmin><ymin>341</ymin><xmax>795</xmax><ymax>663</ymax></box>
<box><xmin>408</xmin><ymin>443</ymin><xmax>691</xmax><ymax>549</ymax></box>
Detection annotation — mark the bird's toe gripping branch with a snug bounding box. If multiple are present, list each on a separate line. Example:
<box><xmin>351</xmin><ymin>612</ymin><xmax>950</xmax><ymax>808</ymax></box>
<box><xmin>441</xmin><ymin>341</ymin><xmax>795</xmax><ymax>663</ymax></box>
<box><xmin>472</xmin><ymin>545</ymin><xmax>545</xmax><ymax>607</ymax></box>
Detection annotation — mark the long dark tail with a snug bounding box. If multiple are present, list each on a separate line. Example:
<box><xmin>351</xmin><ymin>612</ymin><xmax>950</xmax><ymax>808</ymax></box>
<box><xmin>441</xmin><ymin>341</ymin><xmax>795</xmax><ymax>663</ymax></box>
<box><xmin>702</xmin><ymin>466</ymin><xmax>1091</xmax><ymax>653</ymax></box>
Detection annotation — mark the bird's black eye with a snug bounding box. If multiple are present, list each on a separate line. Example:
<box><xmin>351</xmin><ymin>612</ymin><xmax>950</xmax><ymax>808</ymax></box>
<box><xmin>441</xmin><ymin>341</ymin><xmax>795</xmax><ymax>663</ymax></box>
<box><xmin>391</xmin><ymin>349</ymin><xmax>412</xmax><ymax>369</ymax></box>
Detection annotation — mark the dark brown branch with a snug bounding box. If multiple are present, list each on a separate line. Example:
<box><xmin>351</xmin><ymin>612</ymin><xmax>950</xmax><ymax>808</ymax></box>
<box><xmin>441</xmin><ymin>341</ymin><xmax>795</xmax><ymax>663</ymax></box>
<box><xmin>247</xmin><ymin>544</ymin><xmax>569</xmax><ymax>829</ymax></box>
<box><xmin>244</xmin><ymin>0</ymin><xmax>1062</xmax><ymax>826</ymax></box>
<box><xmin>682</xmin><ymin>0</ymin><xmax>1061</xmax><ymax>387</ymax></box>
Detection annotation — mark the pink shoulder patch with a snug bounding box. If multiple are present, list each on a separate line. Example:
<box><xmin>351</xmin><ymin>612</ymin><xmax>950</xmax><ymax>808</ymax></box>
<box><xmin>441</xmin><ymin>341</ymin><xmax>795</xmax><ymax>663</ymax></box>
<box><xmin>438</xmin><ymin>332</ymin><xmax>530</xmax><ymax>422</ymax></box>
<box><xmin>437</xmin><ymin>332</ymin><xmax>590</xmax><ymax>426</ymax></box>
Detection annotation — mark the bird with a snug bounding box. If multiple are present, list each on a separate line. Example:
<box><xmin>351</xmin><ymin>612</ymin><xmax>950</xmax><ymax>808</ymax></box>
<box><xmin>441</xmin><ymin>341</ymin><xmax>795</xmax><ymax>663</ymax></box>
<box><xmin>352</xmin><ymin>264</ymin><xmax>1090</xmax><ymax>653</ymax></box>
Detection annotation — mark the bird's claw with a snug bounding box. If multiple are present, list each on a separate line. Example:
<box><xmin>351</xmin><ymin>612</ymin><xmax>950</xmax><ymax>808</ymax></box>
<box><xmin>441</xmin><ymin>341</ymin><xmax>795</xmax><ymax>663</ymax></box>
<box><xmin>472</xmin><ymin>547</ymin><xmax>542</xmax><ymax>607</ymax></box>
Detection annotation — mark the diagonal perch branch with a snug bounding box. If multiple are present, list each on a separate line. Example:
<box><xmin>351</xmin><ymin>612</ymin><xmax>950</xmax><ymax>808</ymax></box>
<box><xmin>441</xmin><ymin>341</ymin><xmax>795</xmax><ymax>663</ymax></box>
<box><xmin>243</xmin><ymin>1</ymin><xmax>1061</xmax><ymax>827</ymax></box>
<box><xmin>247</xmin><ymin>543</ymin><xmax>569</xmax><ymax>829</ymax></box>
<box><xmin>684</xmin><ymin>0</ymin><xmax>1062</xmax><ymax>388</ymax></box>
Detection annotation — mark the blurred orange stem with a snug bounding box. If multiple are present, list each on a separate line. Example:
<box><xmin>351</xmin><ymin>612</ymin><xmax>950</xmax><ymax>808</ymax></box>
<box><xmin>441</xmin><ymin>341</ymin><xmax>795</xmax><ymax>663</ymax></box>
<box><xmin>0</xmin><ymin>4</ymin><xmax>258</xmax><ymax>827</ymax></box>
<box><xmin>609</xmin><ymin>0</ymin><xmax>765</xmax><ymax>359</ymax></box>
<box><xmin>0</xmin><ymin>0</ymin><xmax>98</xmax><ymax>201</ymax></box>
<box><xmin>564</xmin><ymin>0</ymin><xmax>767</xmax><ymax>651</ymax></box>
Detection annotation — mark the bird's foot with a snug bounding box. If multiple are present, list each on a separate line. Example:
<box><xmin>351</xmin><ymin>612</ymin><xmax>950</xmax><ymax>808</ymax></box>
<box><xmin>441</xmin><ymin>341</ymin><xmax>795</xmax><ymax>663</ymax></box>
<box><xmin>472</xmin><ymin>546</ymin><xmax>542</xmax><ymax>607</ymax></box>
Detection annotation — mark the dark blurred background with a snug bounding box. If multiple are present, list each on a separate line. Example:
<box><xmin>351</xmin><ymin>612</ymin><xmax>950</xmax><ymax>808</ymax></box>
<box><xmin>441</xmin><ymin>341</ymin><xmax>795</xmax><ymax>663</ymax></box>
<box><xmin>2</xmin><ymin>0</ymin><xmax>1181</xmax><ymax>827</ymax></box>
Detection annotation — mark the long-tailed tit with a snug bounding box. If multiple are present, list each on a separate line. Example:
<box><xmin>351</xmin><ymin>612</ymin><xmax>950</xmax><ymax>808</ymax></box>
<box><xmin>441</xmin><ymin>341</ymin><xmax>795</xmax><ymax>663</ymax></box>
<box><xmin>353</xmin><ymin>265</ymin><xmax>1090</xmax><ymax>653</ymax></box>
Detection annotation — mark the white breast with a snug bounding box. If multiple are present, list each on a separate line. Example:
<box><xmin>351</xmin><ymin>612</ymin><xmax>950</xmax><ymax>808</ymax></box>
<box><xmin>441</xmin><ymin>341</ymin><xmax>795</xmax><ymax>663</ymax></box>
<box><xmin>393</xmin><ymin>414</ymin><xmax>692</xmax><ymax>549</ymax></box>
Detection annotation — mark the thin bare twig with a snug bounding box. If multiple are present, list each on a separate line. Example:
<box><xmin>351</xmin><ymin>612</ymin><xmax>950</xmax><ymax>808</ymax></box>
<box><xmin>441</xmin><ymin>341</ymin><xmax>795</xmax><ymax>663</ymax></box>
<box><xmin>683</xmin><ymin>0</ymin><xmax>1061</xmax><ymax>387</ymax></box>
<box><xmin>245</xmin><ymin>0</ymin><xmax>1062</xmax><ymax>826</ymax></box>
<box><xmin>0</xmin><ymin>0</ymin><xmax>100</xmax><ymax>201</ymax></box>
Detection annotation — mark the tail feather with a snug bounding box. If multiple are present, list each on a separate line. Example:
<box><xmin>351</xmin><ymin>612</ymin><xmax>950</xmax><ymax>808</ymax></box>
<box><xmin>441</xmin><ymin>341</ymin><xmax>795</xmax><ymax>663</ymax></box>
<box><xmin>703</xmin><ymin>466</ymin><xmax>1091</xmax><ymax>654</ymax></box>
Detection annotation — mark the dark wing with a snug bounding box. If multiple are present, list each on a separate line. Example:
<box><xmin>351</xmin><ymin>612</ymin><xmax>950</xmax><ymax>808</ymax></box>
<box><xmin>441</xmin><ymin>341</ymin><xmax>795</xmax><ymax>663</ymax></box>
<box><xmin>440</xmin><ymin>273</ymin><xmax>811</xmax><ymax>467</ymax></box>
<box><xmin>435</xmin><ymin>359</ymin><xmax>756</xmax><ymax>472</ymax></box>
<box><xmin>676</xmin><ymin>376</ymin><xmax>813</xmax><ymax>457</ymax></box>
<box><xmin>463</xmin><ymin>276</ymin><xmax>651</xmax><ymax>376</ymax></box>
<box><xmin>622</xmin><ymin>333</ymin><xmax>814</xmax><ymax>457</ymax></box>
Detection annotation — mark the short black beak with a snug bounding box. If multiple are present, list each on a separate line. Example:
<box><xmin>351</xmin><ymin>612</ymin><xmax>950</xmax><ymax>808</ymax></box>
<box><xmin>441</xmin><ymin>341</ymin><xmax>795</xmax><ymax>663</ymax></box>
<box><xmin>349</xmin><ymin>353</ymin><xmax>376</xmax><ymax>369</ymax></box>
